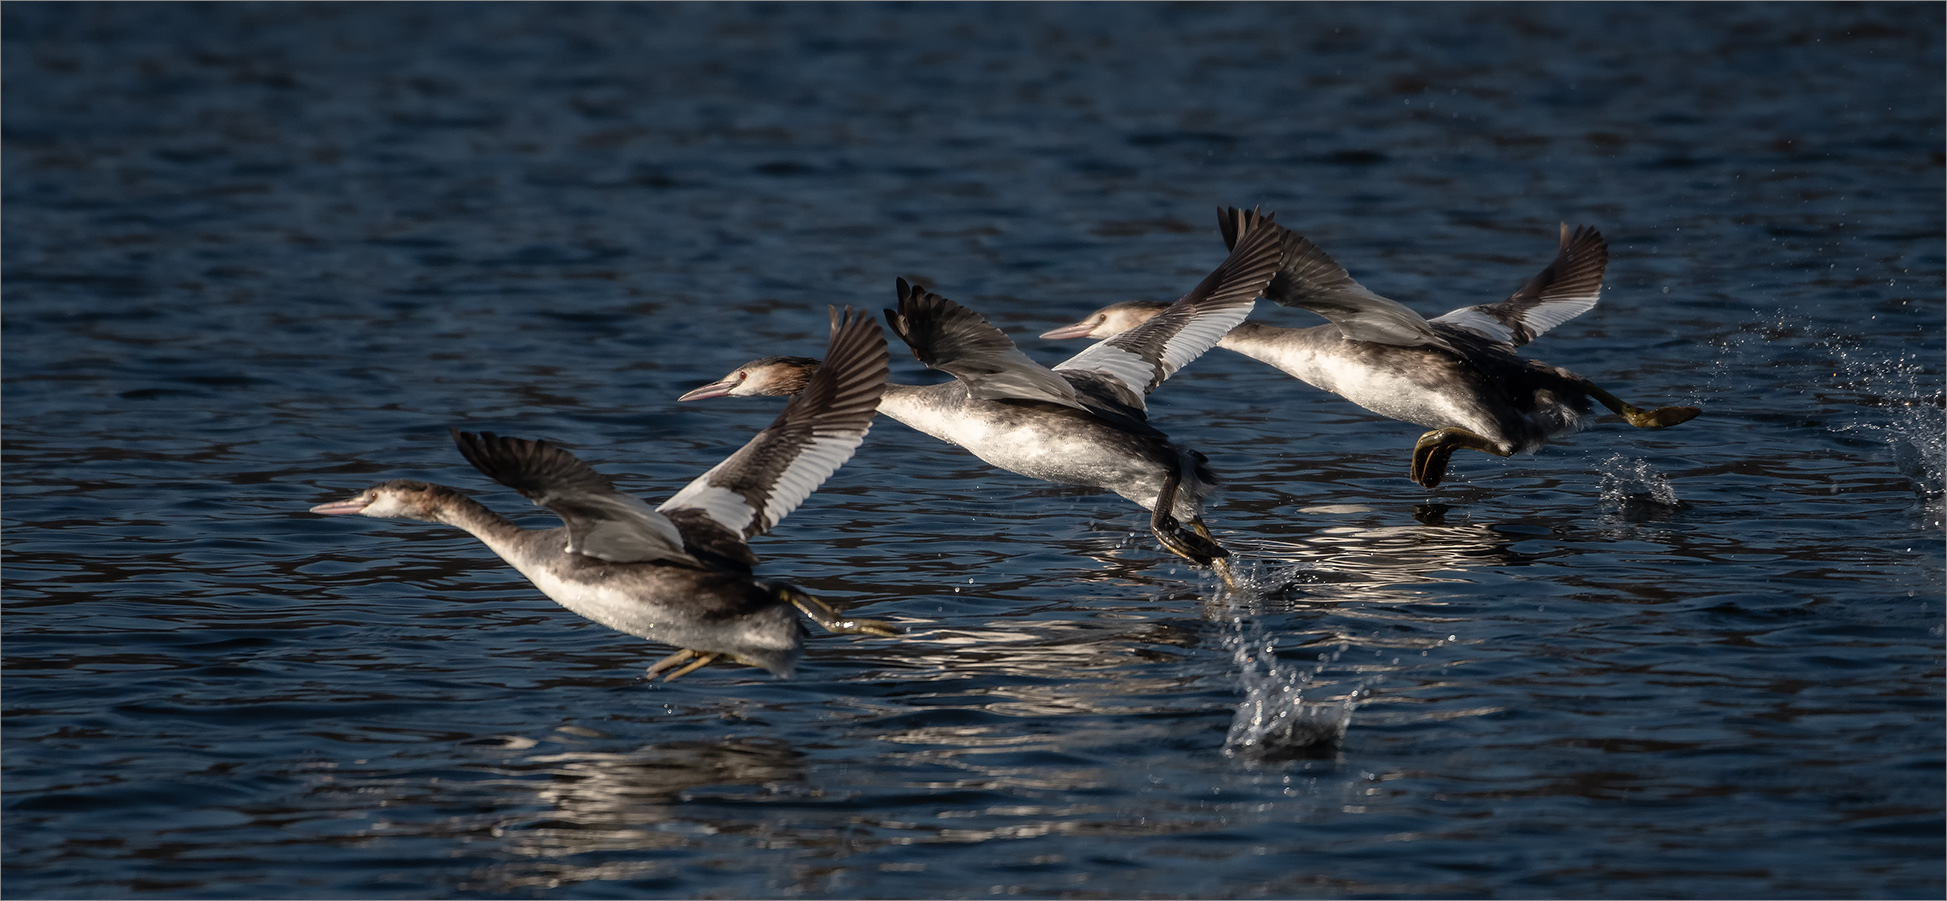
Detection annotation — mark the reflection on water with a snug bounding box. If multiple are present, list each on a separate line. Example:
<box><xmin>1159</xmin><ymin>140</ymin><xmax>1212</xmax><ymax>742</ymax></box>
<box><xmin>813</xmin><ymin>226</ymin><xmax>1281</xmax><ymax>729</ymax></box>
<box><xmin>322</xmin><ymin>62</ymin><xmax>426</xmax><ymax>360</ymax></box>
<box><xmin>1198</xmin><ymin>509</ymin><xmax>1530</xmax><ymax>760</ymax></box>
<box><xmin>4</xmin><ymin>1</ymin><xmax>1940</xmax><ymax>898</ymax></box>
<box><xmin>1229</xmin><ymin>504</ymin><xmax>1528</xmax><ymax>592</ymax></box>
<box><xmin>294</xmin><ymin>736</ymin><xmax>817</xmax><ymax>893</ymax></box>
<box><xmin>474</xmin><ymin>738</ymin><xmax>808</xmax><ymax>891</ymax></box>
<box><xmin>832</xmin><ymin>501</ymin><xmax>1533</xmax><ymax>768</ymax></box>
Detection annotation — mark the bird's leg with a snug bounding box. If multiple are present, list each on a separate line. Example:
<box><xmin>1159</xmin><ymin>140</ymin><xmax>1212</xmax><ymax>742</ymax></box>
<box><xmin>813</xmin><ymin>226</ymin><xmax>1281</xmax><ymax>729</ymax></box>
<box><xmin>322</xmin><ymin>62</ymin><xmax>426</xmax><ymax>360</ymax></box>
<box><xmin>784</xmin><ymin>588</ymin><xmax>899</xmax><ymax>638</ymax></box>
<box><xmin>1410</xmin><ymin>428</ymin><xmax>1511</xmax><ymax>489</ymax></box>
<box><xmin>647</xmin><ymin>648</ymin><xmax>695</xmax><ymax>677</ymax></box>
<box><xmin>661</xmin><ymin>650</ymin><xmax>719</xmax><ymax>681</ymax></box>
<box><xmin>1150</xmin><ymin>470</ymin><xmax>1228</xmax><ymax>567</ymax></box>
<box><xmin>1190</xmin><ymin>517</ymin><xmax>1241</xmax><ymax>591</ymax></box>
<box><xmin>1584</xmin><ymin>382</ymin><xmax>1701</xmax><ymax>429</ymax></box>
<box><xmin>647</xmin><ymin>648</ymin><xmax>720</xmax><ymax>681</ymax></box>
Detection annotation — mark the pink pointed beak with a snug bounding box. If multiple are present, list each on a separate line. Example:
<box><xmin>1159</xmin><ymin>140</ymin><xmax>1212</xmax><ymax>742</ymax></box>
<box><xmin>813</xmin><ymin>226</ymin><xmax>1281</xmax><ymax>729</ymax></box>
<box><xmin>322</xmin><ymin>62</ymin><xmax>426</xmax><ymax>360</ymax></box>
<box><xmin>677</xmin><ymin>376</ymin><xmax>741</xmax><ymax>402</ymax></box>
<box><xmin>1038</xmin><ymin>320</ymin><xmax>1098</xmax><ymax>340</ymax></box>
<box><xmin>308</xmin><ymin>497</ymin><xmax>371</xmax><ymax>515</ymax></box>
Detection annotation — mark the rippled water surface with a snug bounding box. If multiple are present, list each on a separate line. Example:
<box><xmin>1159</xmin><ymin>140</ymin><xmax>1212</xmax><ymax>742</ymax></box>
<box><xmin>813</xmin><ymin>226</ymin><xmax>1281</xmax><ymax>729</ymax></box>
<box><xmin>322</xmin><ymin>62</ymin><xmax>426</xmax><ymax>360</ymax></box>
<box><xmin>5</xmin><ymin>3</ymin><xmax>1943</xmax><ymax>898</ymax></box>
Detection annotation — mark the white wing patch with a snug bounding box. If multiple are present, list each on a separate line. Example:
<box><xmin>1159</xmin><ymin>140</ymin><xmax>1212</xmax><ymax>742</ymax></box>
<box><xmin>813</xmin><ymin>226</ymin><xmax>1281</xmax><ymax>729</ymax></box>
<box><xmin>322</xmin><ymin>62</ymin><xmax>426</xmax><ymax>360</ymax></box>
<box><xmin>1053</xmin><ymin>342</ymin><xmax>1156</xmax><ymax>403</ymax></box>
<box><xmin>1430</xmin><ymin>224</ymin><xmax>1606</xmax><ymax>348</ymax></box>
<box><xmin>1055</xmin><ymin>300</ymin><xmax>1257</xmax><ymax>399</ymax></box>
<box><xmin>657</xmin><ymin>480</ymin><xmax>755</xmax><ymax>536</ymax></box>
<box><xmin>661</xmin><ymin>304</ymin><xmax>887</xmax><ymax>543</ymax></box>
<box><xmin>1429</xmin><ymin>307</ymin><xmax>1517</xmax><ymax>345</ymax></box>
<box><xmin>658</xmin><ymin>427</ymin><xmax>870</xmax><ymax>538</ymax></box>
<box><xmin>1432</xmin><ymin>295</ymin><xmax>1598</xmax><ymax>346</ymax></box>
<box><xmin>748</xmin><ymin>429</ymin><xmax>869</xmax><ymax>533</ymax></box>
<box><xmin>1518</xmin><ymin>295</ymin><xmax>1599</xmax><ymax>335</ymax></box>
<box><xmin>1151</xmin><ymin>299</ymin><xmax>1255</xmax><ymax>384</ymax></box>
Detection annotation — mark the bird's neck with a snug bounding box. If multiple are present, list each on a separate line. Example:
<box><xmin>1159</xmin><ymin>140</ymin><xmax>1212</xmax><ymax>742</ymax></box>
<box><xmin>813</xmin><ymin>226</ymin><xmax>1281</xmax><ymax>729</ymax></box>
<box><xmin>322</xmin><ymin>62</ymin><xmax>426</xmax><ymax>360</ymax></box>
<box><xmin>1217</xmin><ymin>319</ymin><xmax>1294</xmax><ymax>357</ymax></box>
<box><xmin>429</xmin><ymin>488</ymin><xmax>528</xmax><ymax>557</ymax></box>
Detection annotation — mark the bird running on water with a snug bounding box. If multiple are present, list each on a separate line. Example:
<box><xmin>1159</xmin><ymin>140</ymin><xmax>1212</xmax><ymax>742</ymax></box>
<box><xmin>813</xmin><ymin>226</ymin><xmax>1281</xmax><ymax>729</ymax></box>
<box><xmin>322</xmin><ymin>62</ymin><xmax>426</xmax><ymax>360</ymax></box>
<box><xmin>1040</xmin><ymin>209</ymin><xmax>1700</xmax><ymax>488</ymax></box>
<box><xmin>308</xmin><ymin>307</ymin><xmax>897</xmax><ymax>681</ymax></box>
<box><xmin>680</xmin><ymin>209</ymin><xmax>1291</xmax><ymax>587</ymax></box>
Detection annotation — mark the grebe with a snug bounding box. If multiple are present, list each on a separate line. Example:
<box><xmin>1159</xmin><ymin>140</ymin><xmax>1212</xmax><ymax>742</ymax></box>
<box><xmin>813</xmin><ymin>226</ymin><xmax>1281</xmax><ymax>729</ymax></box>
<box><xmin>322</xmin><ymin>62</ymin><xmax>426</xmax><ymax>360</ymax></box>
<box><xmin>1040</xmin><ymin>211</ymin><xmax>1699</xmax><ymax>488</ymax></box>
<box><xmin>680</xmin><ymin>210</ymin><xmax>1290</xmax><ymax>586</ymax></box>
<box><xmin>308</xmin><ymin>307</ymin><xmax>896</xmax><ymax>680</ymax></box>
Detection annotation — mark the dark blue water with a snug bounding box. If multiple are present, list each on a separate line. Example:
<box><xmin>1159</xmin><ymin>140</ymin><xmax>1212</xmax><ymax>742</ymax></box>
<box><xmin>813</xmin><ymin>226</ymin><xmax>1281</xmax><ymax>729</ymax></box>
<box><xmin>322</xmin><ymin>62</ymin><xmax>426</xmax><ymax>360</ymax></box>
<box><xmin>5</xmin><ymin>3</ymin><xmax>1942</xmax><ymax>898</ymax></box>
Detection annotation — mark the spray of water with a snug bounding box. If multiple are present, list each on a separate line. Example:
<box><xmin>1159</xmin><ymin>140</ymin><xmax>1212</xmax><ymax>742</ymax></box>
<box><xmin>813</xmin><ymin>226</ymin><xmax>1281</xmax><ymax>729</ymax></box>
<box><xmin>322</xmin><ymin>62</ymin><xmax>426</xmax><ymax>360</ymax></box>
<box><xmin>1825</xmin><ymin>335</ymin><xmax>1945</xmax><ymax>524</ymax></box>
<box><xmin>1705</xmin><ymin>315</ymin><xmax>1943</xmax><ymax>526</ymax></box>
<box><xmin>1598</xmin><ymin>453</ymin><xmax>1682</xmax><ymax>507</ymax></box>
<box><xmin>1212</xmin><ymin>569</ymin><xmax>1353</xmax><ymax>761</ymax></box>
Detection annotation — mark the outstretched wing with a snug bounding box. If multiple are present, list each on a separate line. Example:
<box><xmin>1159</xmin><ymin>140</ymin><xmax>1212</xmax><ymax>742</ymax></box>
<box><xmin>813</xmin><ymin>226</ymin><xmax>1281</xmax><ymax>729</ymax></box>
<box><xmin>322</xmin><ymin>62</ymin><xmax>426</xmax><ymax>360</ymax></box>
<box><xmin>884</xmin><ymin>278</ymin><xmax>1085</xmax><ymax>409</ymax></box>
<box><xmin>1220</xmin><ymin>206</ymin><xmax>1451</xmax><ymax>350</ymax></box>
<box><xmin>1051</xmin><ymin>207</ymin><xmax>1286</xmax><ymax>406</ymax></box>
<box><xmin>450</xmin><ymin>428</ymin><xmax>697</xmax><ymax>565</ymax></box>
<box><xmin>660</xmin><ymin>305</ymin><xmax>890</xmax><ymax>543</ymax></box>
<box><xmin>1431</xmin><ymin>224</ymin><xmax>1607</xmax><ymax>348</ymax></box>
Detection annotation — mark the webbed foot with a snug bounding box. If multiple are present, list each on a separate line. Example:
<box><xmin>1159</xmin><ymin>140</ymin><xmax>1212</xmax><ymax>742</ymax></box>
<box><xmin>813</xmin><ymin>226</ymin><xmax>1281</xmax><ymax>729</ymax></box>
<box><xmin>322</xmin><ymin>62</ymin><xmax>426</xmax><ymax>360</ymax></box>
<box><xmin>1586</xmin><ymin>383</ymin><xmax>1700</xmax><ymax>429</ymax></box>
<box><xmin>1622</xmin><ymin>404</ymin><xmax>1701</xmax><ymax>429</ymax></box>
<box><xmin>1153</xmin><ymin>514</ymin><xmax>1228</xmax><ymax>567</ymax></box>
<box><xmin>1410</xmin><ymin>432</ymin><xmax>1459</xmax><ymax>489</ymax></box>
<box><xmin>1151</xmin><ymin>468</ymin><xmax>1228</xmax><ymax>568</ymax></box>
<box><xmin>1190</xmin><ymin>519</ymin><xmax>1243</xmax><ymax>591</ymax></box>
<box><xmin>787</xmin><ymin>589</ymin><xmax>899</xmax><ymax>638</ymax></box>
<box><xmin>1411</xmin><ymin>428</ymin><xmax>1510</xmax><ymax>489</ymax></box>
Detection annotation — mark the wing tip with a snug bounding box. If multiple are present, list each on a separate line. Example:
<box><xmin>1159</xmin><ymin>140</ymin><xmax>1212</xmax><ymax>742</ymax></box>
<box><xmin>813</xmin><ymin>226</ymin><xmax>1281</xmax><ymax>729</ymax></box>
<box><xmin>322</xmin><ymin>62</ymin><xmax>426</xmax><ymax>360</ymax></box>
<box><xmin>1216</xmin><ymin>204</ymin><xmax>1280</xmax><ymax>252</ymax></box>
<box><xmin>785</xmin><ymin>298</ymin><xmax>890</xmax><ymax>437</ymax></box>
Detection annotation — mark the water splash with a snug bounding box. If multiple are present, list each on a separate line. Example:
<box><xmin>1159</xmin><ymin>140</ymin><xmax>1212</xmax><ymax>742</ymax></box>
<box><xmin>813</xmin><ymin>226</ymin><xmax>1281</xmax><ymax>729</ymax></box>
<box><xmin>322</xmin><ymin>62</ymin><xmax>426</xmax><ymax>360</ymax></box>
<box><xmin>1826</xmin><ymin>335</ymin><xmax>1946</xmax><ymax>523</ymax></box>
<box><xmin>1839</xmin><ymin>391</ymin><xmax>1945</xmax><ymax>499</ymax></box>
<box><xmin>1705</xmin><ymin>315</ymin><xmax>1944</xmax><ymax>525</ymax></box>
<box><xmin>1223</xmin><ymin>646</ymin><xmax>1354</xmax><ymax>761</ymax></box>
<box><xmin>1598</xmin><ymin>453</ymin><xmax>1684</xmax><ymax>520</ymax></box>
<box><xmin>1212</xmin><ymin>574</ymin><xmax>1353</xmax><ymax>761</ymax></box>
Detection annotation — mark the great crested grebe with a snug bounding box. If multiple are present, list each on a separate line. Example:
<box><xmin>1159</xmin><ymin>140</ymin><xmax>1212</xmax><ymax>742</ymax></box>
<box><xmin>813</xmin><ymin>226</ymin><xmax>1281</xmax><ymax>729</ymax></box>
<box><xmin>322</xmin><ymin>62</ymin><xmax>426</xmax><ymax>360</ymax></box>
<box><xmin>681</xmin><ymin>209</ymin><xmax>1291</xmax><ymax>586</ymax></box>
<box><xmin>1041</xmin><ymin>211</ymin><xmax>1699</xmax><ymax>488</ymax></box>
<box><xmin>309</xmin><ymin>307</ymin><xmax>896</xmax><ymax>680</ymax></box>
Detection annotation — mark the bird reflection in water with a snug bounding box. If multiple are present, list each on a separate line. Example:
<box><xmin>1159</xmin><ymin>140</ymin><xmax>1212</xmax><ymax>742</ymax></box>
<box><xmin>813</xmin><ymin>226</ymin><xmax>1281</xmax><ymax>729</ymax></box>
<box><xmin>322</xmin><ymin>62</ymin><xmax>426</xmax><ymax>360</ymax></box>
<box><xmin>458</xmin><ymin>737</ymin><xmax>809</xmax><ymax>892</ymax></box>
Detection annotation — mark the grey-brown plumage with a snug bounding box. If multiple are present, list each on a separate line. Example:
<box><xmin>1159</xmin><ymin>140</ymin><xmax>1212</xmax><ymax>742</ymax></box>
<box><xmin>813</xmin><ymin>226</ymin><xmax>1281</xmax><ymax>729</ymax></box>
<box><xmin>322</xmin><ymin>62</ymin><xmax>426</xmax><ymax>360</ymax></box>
<box><xmin>1043</xmin><ymin>212</ymin><xmax>1699</xmax><ymax>488</ymax></box>
<box><xmin>686</xmin><ymin>215</ymin><xmax>1289</xmax><ymax>584</ymax></box>
<box><xmin>308</xmin><ymin>307</ymin><xmax>896</xmax><ymax>681</ymax></box>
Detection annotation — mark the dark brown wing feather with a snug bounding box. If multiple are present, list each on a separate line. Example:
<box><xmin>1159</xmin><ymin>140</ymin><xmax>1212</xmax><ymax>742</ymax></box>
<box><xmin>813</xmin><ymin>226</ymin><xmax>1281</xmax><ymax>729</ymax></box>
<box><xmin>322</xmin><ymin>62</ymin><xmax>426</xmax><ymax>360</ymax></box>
<box><xmin>659</xmin><ymin>305</ymin><xmax>890</xmax><ymax>541</ymax></box>
<box><xmin>885</xmin><ymin>278</ymin><xmax>1085</xmax><ymax>409</ymax></box>
<box><xmin>450</xmin><ymin>429</ymin><xmax>695</xmax><ymax>565</ymax></box>
<box><xmin>1432</xmin><ymin>224</ymin><xmax>1607</xmax><ymax>347</ymax></box>
<box><xmin>1220</xmin><ymin>206</ymin><xmax>1452</xmax><ymax>350</ymax></box>
<box><xmin>1051</xmin><ymin>207</ymin><xmax>1286</xmax><ymax>402</ymax></box>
